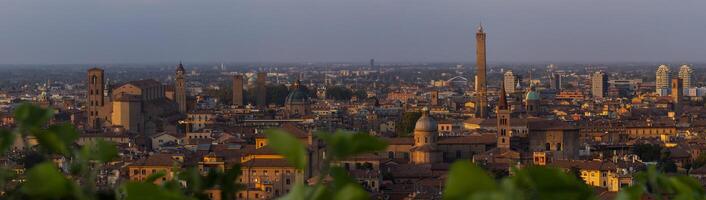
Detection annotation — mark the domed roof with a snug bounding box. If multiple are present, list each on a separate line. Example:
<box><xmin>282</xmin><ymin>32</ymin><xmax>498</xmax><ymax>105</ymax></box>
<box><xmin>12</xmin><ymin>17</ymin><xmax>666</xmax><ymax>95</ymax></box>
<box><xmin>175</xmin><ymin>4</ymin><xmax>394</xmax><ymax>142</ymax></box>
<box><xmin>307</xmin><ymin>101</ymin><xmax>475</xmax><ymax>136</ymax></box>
<box><xmin>414</xmin><ymin>107</ymin><xmax>437</xmax><ymax>132</ymax></box>
<box><xmin>525</xmin><ymin>91</ymin><xmax>540</xmax><ymax>101</ymax></box>
<box><xmin>285</xmin><ymin>80</ymin><xmax>309</xmax><ymax>104</ymax></box>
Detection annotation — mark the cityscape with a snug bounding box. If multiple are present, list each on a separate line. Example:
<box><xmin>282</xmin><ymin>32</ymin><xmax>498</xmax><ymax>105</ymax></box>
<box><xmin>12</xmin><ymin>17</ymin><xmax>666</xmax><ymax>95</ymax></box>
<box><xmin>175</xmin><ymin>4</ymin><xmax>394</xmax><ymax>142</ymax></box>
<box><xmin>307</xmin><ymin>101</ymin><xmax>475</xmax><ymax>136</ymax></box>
<box><xmin>1</xmin><ymin>1</ymin><xmax>706</xmax><ymax>200</ymax></box>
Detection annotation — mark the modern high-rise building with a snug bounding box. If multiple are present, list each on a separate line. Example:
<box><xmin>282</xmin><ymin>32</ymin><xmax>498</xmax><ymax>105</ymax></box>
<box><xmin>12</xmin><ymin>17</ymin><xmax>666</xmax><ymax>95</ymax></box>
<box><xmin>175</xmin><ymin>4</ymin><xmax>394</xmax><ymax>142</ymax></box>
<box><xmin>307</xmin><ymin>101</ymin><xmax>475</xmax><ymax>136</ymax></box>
<box><xmin>656</xmin><ymin>64</ymin><xmax>671</xmax><ymax>96</ymax></box>
<box><xmin>175</xmin><ymin>63</ymin><xmax>187</xmax><ymax>113</ymax></box>
<box><xmin>549</xmin><ymin>72</ymin><xmax>561</xmax><ymax>91</ymax></box>
<box><xmin>87</xmin><ymin>68</ymin><xmax>106</xmax><ymax>129</ymax></box>
<box><xmin>503</xmin><ymin>70</ymin><xmax>521</xmax><ymax>93</ymax></box>
<box><xmin>679</xmin><ymin>64</ymin><xmax>693</xmax><ymax>89</ymax></box>
<box><xmin>591</xmin><ymin>71</ymin><xmax>608</xmax><ymax>99</ymax></box>
<box><xmin>232</xmin><ymin>74</ymin><xmax>244</xmax><ymax>107</ymax></box>
<box><xmin>475</xmin><ymin>24</ymin><xmax>488</xmax><ymax>118</ymax></box>
<box><xmin>256</xmin><ymin>72</ymin><xmax>267</xmax><ymax>107</ymax></box>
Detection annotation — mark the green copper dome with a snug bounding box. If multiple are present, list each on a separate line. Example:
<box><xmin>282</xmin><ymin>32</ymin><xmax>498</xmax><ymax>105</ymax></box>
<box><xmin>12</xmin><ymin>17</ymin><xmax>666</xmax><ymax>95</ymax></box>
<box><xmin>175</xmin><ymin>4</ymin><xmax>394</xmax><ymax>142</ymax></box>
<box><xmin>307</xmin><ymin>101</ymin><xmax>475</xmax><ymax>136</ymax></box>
<box><xmin>525</xmin><ymin>91</ymin><xmax>540</xmax><ymax>101</ymax></box>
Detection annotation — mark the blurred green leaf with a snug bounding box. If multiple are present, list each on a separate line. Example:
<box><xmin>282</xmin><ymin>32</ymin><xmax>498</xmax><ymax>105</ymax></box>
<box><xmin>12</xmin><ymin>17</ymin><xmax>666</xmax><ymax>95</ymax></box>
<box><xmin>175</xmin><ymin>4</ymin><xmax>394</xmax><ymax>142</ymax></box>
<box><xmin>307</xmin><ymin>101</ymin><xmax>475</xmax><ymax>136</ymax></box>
<box><xmin>218</xmin><ymin>165</ymin><xmax>242</xmax><ymax>200</ymax></box>
<box><xmin>0</xmin><ymin>129</ymin><xmax>15</xmax><ymax>154</ymax></box>
<box><xmin>511</xmin><ymin>166</ymin><xmax>594</xmax><ymax>200</ymax></box>
<box><xmin>46</xmin><ymin>123</ymin><xmax>79</xmax><ymax>147</ymax></box>
<box><xmin>443</xmin><ymin>161</ymin><xmax>497</xmax><ymax>200</ymax></box>
<box><xmin>279</xmin><ymin>183</ymin><xmax>311</xmax><ymax>200</ymax></box>
<box><xmin>145</xmin><ymin>171</ymin><xmax>166</xmax><ymax>183</ymax></box>
<box><xmin>669</xmin><ymin>176</ymin><xmax>704</xmax><ymax>199</ymax></box>
<box><xmin>316</xmin><ymin>130</ymin><xmax>387</xmax><ymax>160</ymax></box>
<box><xmin>330</xmin><ymin>166</ymin><xmax>358</xmax><ymax>190</ymax></box>
<box><xmin>33</xmin><ymin>123</ymin><xmax>79</xmax><ymax>156</ymax></box>
<box><xmin>20</xmin><ymin>162</ymin><xmax>73</xmax><ymax>199</ymax></box>
<box><xmin>122</xmin><ymin>182</ymin><xmax>193</xmax><ymax>200</ymax></box>
<box><xmin>265</xmin><ymin>129</ymin><xmax>308</xmax><ymax>170</ymax></box>
<box><xmin>14</xmin><ymin>103</ymin><xmax>54</xmax><ymax>130</ymax></box>
<box><xmin>615</xmin><ymin>185</ymin><xmax>644</xmax><ymax>200</ymax></box>
<box><xmin>86</xmin><ymin>139</ymin><xmax>118</xmax><ymax>162</ymax></box>
<box><xmin>333</xmin><ymin>184</ymin><xmax>368</xmax><ymax>200</ymax></box>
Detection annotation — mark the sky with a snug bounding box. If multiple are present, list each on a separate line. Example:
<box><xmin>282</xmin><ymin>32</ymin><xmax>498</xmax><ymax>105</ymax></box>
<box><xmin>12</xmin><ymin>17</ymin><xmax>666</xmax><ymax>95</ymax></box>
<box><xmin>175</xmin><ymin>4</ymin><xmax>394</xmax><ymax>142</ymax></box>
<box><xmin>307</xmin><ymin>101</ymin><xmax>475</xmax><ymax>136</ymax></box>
<box><xmin>0</xmin><ymin>0</ymin><xmax>705</xmax><ymax>64</ymax></box>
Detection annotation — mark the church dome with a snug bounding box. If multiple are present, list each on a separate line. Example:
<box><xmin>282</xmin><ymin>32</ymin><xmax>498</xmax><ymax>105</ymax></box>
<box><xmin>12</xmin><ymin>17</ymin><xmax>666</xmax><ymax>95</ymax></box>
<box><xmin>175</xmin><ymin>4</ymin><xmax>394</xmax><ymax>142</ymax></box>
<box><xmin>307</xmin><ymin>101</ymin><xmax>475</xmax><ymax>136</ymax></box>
<box><xmin>414</xmin><ymin>107</ymin><xmax>437</xmax><ymax>132</ymax></box>
<box><xmin>525</xmin><ymin>91</ymin><xmax>540</xmax><ymax>101</ymax></box>
<box><xmin>285</xmin><ymin>81</ymin><xmax>309</xmax><ymax>104</ymax></box>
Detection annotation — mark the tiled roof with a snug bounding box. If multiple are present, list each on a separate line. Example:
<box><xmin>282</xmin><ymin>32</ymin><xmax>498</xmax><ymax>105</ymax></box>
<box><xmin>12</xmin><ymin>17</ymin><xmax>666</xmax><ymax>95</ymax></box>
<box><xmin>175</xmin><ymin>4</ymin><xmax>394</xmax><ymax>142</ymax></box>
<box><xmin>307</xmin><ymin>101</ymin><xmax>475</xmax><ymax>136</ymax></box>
<box><xmin>438</xmin><ymin>134</ymin><xmax>496</xmax><ymax>145</ymax></box>
<box><xmin>551</xmin><ymin>160</ymin><xmax>617</xmax><ymax>171</ymax></box>
<box><xmin>241</xmin><ymin>158</ymin><xmax>293</xmax><ymax>168</ymax></box>
<box><xmin>130</xmin><ymin>153</ymin><xmax>178</xmax><ymax>167</ymax></box>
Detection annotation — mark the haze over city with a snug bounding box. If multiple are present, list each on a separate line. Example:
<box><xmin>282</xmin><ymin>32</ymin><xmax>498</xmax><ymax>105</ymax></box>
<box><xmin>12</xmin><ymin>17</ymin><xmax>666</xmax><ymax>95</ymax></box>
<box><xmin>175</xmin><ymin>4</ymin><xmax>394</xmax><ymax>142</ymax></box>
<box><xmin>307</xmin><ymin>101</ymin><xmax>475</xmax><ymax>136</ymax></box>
<box><xmin>4</xmin><ymin>1</ymin><xmax>706</xmax><ymax>200</ymax></box>
<box><xmin>1</xmin><ymin>0</ymin><xmax>705</xmax><ymax>64</ymax></box>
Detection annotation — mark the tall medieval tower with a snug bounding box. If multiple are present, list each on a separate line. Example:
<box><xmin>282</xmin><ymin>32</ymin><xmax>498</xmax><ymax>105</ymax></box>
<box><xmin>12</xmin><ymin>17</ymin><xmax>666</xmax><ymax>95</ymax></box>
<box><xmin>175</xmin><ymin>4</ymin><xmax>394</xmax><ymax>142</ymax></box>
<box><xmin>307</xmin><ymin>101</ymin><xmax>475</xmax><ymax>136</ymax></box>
<box><xmin>175</xmin><ymin>62</ymin><xmax>187</xmax><ymax>113</ymax></box>
<box><xmin>87</xmin><ymin>68</ymin><xmax>105</xmax><ymax>129</ymax></box>
<box><xmin>476</xmin><ymin>24</ymin><xmax>488</xmax><ymax>118</ymax></box>
<box><xmin>496</xmin><ymin>82</ymin><xmax>511</xmax><ymax>149</ymax></box>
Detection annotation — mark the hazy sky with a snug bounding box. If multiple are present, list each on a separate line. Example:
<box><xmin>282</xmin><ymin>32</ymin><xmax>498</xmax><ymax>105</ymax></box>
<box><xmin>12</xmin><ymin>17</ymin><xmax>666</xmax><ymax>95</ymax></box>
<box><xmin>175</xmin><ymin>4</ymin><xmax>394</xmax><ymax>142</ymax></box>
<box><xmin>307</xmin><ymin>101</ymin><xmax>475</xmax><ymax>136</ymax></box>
<box><xmin>1</xmin><ymin>0</ymin><xmax>705</xmax><ymax>64</ymax></box>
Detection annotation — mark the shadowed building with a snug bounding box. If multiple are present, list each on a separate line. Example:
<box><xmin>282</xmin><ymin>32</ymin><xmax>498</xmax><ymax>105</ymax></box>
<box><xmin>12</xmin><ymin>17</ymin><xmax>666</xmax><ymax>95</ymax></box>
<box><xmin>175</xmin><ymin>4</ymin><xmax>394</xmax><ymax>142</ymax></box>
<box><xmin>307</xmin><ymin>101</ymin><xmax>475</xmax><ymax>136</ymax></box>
<box><xmin>232</xmin><ymin>74</ymin><xmax>244</xmax><ymax>107</ymax></box>
<box><xmin>85</xmin><ymin>67</ymin><xmax>180</xmax><ymax>135</ymax></box>
<box><xmin>256</xmin><ymin>72</ymin><xmax>267</xmax><ymax>107</ymax></box>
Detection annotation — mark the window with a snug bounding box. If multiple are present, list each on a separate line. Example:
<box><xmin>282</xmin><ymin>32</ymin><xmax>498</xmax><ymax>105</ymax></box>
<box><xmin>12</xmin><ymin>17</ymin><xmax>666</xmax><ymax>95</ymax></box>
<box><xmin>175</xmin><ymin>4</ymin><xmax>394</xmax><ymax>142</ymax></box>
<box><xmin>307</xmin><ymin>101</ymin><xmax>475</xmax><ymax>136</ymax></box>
<box><xmin>141</xmin><ymin>169</ymin><xmax>146</xmax><ymax>175</ymax></box>
<box><xmin>133</xmin><ymin>169</ymin><xmax>139</xmax><ymax>175</ymax></box>
<box><xmin>556</xmin><ymin>143</ymin><xmax>562</xmax><ymax>151</ymax></box>
<box><xmin>456</xmin><ymin>150</ymin><xmax>462</xmax><ymax>158</ymax></box>
<box><xmin>545</xmin><ymin>143</ymin><xmax>551</xmax><ymax>151</ymax></box>
<box><xmin>388</xmin><ymin>151</ymin><xmax>394</xmax><ymax>159</ymax></box>
<box><xmin>286</xmin><ymin>178</ymin><xmax>291</xmax><ymax>185</ymax></box>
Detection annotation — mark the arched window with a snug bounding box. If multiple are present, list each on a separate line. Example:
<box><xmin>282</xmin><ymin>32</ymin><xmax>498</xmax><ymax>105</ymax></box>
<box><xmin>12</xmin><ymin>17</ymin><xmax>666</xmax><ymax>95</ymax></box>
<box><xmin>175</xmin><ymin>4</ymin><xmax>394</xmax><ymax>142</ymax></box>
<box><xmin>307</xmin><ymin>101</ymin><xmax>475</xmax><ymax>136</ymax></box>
<box><xmin>91</xmin><ymin>75</ymin><xmax>98</xmax><ymax>85</ymax></box>
<box><xmin>556</xmin><ymin>143</ymin><xmax>562</xmax><ymax>151</ymax></box>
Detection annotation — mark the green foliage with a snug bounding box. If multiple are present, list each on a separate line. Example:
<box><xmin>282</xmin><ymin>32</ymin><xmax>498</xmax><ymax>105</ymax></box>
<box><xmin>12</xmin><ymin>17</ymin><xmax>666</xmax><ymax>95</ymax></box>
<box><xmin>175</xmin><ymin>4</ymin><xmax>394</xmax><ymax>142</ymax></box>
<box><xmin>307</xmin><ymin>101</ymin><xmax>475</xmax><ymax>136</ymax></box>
<box><xmin>395</xmin><ymin>111</ymin><xmax>421</xmax><ymax>137</ymax></box>
<box><xmin>265</xmin><ymin>129</ymin><xmax>309</xmax><ymax>170</ymax></box>
<box><xmin>315</xmin><ymin>130</ymin><xmax>388</xmax><ymax>161</ymax></box>
<box><xmin>267</xmin><ymin>84</ymin><xmax>290</xmax><ymax>106</ymax></box>
<box><xmin>266</xmin><ymin>129</ymin><xmax>388</xmax><ymax>200</ymax></box>
<box><xmin>0</xmin><ymin>129</ymin><xmax>15</xmax><ymax>154</ymax></box>
<box><xmin>5</xmin><ymin>103</ymin><xmax>706</xmax><ymax>200</ymax></box>
<box><xmin>14</xmin><ymin>103</ymin><xmax>54</xmax><ymax>130</ymax></box>
<box><xmin>692</xmin><ymin>153</ymin><xmax>706</xmax><ymax>169</ymax></box>
<box><xmin>21</xmin><ymin>162</ymin><xmax>76</xmax><ymax>199</ymax></box>
<box><xmin>326</xmin><ymin>86</ymin><xmax>353</xmax><ymax>101</ymax></box>
<box><xmin>443</xmin><ymin>161</ymin><xmax>497</xmax><ymax>200</ymax></box>
<box><xmin>632</xmin><ymin>143</ymin><xmax>662</xmax><ymax>162</ymax></box>
<box><xmin>443</xmin><ymin>161</ymin><xmax>593</xmax><ymax>200</ymax></box>
<box><xmin>617</xmin><ymin>165</ymin><xmax>706</xmax><ymax>200</ymax></box>
<box><xmin>352</xmin><ymin>90</ymin><xmax>367</xmax><ymax>100</ymax></box>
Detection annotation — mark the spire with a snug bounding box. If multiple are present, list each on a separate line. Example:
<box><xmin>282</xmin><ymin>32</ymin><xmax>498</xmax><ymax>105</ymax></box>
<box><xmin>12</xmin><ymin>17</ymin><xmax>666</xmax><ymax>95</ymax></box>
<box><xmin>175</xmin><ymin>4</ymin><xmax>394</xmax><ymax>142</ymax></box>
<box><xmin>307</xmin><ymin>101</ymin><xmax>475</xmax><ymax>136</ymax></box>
<box><xmin>498</xmin><ymin>82</ymin><xmax>508</xmax><ymax>110</ymax></box>
<box><xmin>477</xmin><ymin>22</ymin><xmax>484</xmax><ymax>33</ymax></box>
<box><xmin>176</xmin><ymin>61</ymin><xmax>185</xmax><ymax>72</ymax></box>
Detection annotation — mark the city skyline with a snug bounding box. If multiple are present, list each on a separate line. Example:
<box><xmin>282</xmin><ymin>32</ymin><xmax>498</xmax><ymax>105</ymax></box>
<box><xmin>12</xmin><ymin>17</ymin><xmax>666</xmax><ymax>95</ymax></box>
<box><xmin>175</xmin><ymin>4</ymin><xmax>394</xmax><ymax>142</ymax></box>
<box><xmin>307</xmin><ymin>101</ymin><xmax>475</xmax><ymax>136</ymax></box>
<box><xmin>1</xmin><ymin>0</ymin><xmax>706</xmax><ymax>64</ymax></box>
